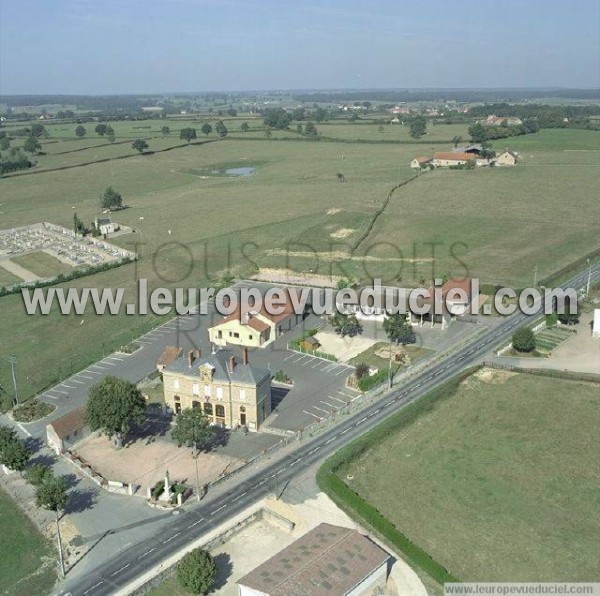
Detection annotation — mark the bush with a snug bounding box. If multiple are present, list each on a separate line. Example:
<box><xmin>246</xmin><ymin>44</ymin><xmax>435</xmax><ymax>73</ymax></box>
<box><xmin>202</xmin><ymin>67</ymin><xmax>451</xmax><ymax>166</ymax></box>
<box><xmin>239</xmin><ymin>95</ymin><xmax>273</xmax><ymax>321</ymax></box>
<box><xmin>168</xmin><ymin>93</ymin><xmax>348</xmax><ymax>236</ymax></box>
<box><xmin>512</xmin><ymin>326</ymin><xmax>536</xmax><ymax>353</ymax></box>
<box><xmin>177</xmin><ymin>548</ymin><xmax>217</xmax><ymax>594</ymax></box>
<box><xmin>358</xmin><ymin>369</ymin><xmax>388</xmax><ymax>392</ymax></box>
<box><xmin>12</xmin><ymin>399</ymin><xmax>55</xmax><ymax>422</ymax></box>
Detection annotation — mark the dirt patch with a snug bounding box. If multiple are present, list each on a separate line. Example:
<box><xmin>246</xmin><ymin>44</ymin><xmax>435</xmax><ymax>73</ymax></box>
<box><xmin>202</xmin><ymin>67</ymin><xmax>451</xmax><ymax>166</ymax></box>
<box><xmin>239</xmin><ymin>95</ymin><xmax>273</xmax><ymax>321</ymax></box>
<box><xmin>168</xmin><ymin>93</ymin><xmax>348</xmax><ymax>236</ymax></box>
<box><xmin>326</xmin><ymin>208</ymin><xmax>343</xmax><ymax>215</ymax></box>
<box><xmin>250</xmin><ymin>267</ymin><xmax>340</xmax><ymax>288</ymax></box>
<box><xmin>266</xmin><ymin>248</ymin><xmax>433</xmax><ymax>263</ymax></box>
<box><xmin>330</xmin><ymin>228</ymin><xmax>356</xmax><ymax>239</ymax></box>
<box><xmin>73</xmin><ymin>434</ymin><xmax>243</xmax><ymax>492</ymax></box>
<box><xmin>473</xmin><ymin>368</ymin><xmax>517</xmax><ymax>385</ymax></box>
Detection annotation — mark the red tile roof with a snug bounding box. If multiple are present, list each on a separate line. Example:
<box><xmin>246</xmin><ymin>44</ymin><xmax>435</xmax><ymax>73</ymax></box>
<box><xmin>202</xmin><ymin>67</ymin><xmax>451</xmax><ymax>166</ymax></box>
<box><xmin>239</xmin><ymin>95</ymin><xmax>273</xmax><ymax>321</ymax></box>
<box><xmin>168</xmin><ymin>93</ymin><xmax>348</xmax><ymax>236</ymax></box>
<box><xmin>157</xmin><ymin>346</ymin><xmax>183</xmax><ymax>368</ymax></box>
<box><xmin>48</xmin><ymin>407</ymin><xmax>86</xmax><ymax>439</ymax></box>
<box><xmin>434</xmin><ymin>152</ymin><xmax>476</xmax><ymax>161</ymax></box>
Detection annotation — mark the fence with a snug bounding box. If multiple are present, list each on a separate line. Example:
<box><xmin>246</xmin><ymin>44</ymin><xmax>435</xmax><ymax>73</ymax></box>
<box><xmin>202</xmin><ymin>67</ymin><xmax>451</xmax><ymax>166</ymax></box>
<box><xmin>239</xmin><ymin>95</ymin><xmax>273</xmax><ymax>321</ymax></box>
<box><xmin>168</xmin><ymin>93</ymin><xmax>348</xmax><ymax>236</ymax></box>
<box><xmin>482</xmin><ymin>361</ymin><xmax>600</xmax><ymax>384</ymax></box>
<box><xmin>286</xmin><ymin>342</ymin><xmax>337</xmax><ymax>362</ymax></box>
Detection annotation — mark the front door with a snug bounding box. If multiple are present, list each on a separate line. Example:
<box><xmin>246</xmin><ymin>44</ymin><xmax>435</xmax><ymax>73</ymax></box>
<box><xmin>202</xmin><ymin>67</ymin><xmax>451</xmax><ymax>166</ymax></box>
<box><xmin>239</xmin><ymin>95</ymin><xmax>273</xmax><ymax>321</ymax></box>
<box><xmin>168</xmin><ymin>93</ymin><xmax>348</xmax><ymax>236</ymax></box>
<box><xmin>240</xmin><ymin>413</ymin><xmax>247</xmax><ymax>426</ymax></box>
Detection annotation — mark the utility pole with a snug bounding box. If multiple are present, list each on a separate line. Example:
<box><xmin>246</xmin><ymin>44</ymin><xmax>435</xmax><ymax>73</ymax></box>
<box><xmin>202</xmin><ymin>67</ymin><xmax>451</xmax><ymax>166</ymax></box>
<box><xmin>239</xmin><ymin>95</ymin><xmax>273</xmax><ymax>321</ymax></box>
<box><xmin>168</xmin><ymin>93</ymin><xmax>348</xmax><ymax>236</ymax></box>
<box><xmin>533</xmin><ymin>264</ymin><xmax>538</xmax><ymax>288</ymax></box>
<box><xmin>586</xmin><ymin>258</ymin><xmax>592</xmax><ymax>296</ymax></box>
<box><xmin>56</xmin><ymin>509</ymin><xmax>65</xmax><ymax>578</ymax></box>
<box><xmin>8</xmin><ymin>355</ymin><xmax>18</xmax><ymax>406</ymax></box>
<box><xmin>388</xmin><ymin>343</ymin><xmax>393</xmax><ymax>389</ymax></box>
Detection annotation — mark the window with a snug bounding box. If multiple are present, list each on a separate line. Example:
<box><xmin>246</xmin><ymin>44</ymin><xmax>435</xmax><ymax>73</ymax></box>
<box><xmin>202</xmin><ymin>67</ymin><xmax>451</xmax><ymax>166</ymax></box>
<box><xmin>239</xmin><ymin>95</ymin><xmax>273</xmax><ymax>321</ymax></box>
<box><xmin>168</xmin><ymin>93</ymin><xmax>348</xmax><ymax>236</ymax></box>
<box><xmin>249</xmin><ymin>335</ymin><xmax>253</xmax><ymax>340</ymax></box>
<box><xmin>192</xmin><ymin>383</ymin><xmax>199</xmax><ymax>395</ymax></box>
<box><xmin>203</xmin><ymin>403</ymin><xmax>213</xmax><ymax>415</ymax></box>
<box><xmin>173</xmin><ymin>379</ymin><xmax>180</xmax><ymax>390</ymax></box>
<box><xmin>239</xmin><ymin>405</ymin><xmax>246</xmax><ymax>413</ymax></box>
<box><xmin>216</xmin><ymin>387</ymin><xmax>224</xmax><ymax>400</ymax></box>
<box><xmin>215</xmin><ymin>404</ymin><xmax>225</xmax><ymax>418</ymax></box>
<box><xmin>204</xmin><ymin>384</ymin><xmax>211</xmax><ymax>397</ymax></box>
<box><xmin>174</xmin><ymin>395</ymin><xmax>181</xmax><ymax>401</ymax></box>
<box><xmin>239</xmin><ymin>388</ymin><xmax>246</xmax><ymax>401</ymax></box>
<box><xmin>192</xmin><ymin>400</ymin><xmax>200</xmax><ymax>410</ymax></box>
<box><xmin>233</xmin><ymin>332</ymin><xmax>240</xmax><ymax>338</ymax></box>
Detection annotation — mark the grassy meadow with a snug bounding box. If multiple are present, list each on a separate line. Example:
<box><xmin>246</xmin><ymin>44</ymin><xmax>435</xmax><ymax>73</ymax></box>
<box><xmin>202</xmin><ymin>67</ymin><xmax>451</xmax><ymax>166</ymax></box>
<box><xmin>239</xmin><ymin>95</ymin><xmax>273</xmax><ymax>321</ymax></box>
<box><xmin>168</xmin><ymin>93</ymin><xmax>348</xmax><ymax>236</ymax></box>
<box><xmin>0</xmin><ymin>118</ymin><xmax>599</xmax><ymax>405</ymax></box>
<box><xmin>337</xmin><ymin>371</ymin><xmax>600</xmax><ymax>583</ymax></box>
<box><xmin>0</xmin><ymin>487</ymin><xmax>56</xmax><ymax>595</ymax></box>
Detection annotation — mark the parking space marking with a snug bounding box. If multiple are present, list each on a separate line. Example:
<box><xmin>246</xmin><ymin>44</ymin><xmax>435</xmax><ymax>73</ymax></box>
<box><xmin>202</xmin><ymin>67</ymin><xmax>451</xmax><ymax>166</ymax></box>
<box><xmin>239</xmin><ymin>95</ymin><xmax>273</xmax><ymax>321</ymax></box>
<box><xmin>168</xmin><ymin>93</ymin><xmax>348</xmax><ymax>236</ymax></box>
<box><xmin>321</xmin><ymin>400</ymin><xmax>338</xmax><ymax>409</ymax></box>
<box><xmin>86</xmin><ymin>370</ymin><xmax>102</xmax><ymax>375</ymax></box>
<box><xmin>284</xmin><ymin>353</ymin><xmax>296</xmax><ymax>361</ymax></box>
<box><xmin>312</xmin><ymin>405</ymin><xmax>331</xmax><ymax>415</ymax></box>
<box><xmin>61</xmin><ymin>383</ymin><xmax>77</xmax><ymax>389</ymax></box>
<box><xmin>311</xmin><ymin>360</ymin><xmax>325</xmax><ymax>368</ymax></box>
<box><xmin>68</xmin><ymin>380</ymin><xmax>85</xmax><ymax>385</ymax></box>
<box><xmin>335</xmin><ymin>367</ymin><xmax>350</xmax><ymax>375</ymax></box>
<box><xmin>76</xmin><ymin>374</ymin><xmax>94</xmax><ymax>380</ymax></box>
<box><xmin>89</xmin><ymin>364</ymin><xmax>109</xmax><ymax>370</ymax></box>
<box><xmin>106</xmin><ymin>356</ymin><xmax>125</xmax><ymax>362</ymax></box>
<box><xmin>42</xmin><ymin>394</ymin><xmax>59</xmax><ymax>400</ymax></box>
<box><xmin>328</xmin><ymin>395</ymin><xmax>346</xmax><ymax>404</ymax></box>
<box><xmin>302</xmin><ymin>410</ymin><xmax>321</xmax><ymax>419</ymax></box>
<box><xmin>100</xmin><ymin>361</ymin><xmax>117</xmax><ymax>366</ymax></box>
<box><xmin>323</xmin><ymin>363</ymin><xmax>338</xmax><ymax>372</ymax></box>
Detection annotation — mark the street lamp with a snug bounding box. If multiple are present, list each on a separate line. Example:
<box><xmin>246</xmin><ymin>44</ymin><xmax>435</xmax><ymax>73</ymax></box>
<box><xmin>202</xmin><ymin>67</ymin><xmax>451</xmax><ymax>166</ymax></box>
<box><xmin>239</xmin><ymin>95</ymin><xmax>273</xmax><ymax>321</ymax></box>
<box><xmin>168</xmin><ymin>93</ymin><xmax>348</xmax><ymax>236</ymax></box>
<box><xmin>586</xmin><ymin>258</ymin><xmax>591</xmax><ymax>296</ymax></box>
<box><xmin>8</xmin><ymin>355</ymin><xmax>18</xmax><ymax>407</ymax></box>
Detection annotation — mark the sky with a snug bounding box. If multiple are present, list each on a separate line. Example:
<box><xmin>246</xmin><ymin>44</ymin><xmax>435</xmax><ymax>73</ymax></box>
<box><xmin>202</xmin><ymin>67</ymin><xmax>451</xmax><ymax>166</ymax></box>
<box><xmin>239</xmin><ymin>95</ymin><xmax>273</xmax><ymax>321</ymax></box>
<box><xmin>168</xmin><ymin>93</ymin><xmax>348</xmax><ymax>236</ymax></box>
<box><xmin>1</xmin><ymin>0</ymin><xmax>599</xmax><ymax>95</ymax></box>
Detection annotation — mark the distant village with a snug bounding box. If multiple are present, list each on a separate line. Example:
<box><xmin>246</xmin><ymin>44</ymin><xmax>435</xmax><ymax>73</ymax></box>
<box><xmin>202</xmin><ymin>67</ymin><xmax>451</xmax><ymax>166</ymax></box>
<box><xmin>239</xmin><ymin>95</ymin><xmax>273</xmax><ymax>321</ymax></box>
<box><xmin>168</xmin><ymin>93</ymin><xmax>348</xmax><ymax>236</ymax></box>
<box><xmin>410</xmin><ymin>144</ymin><xmax>518</xmax><ymax>169</ymax></box>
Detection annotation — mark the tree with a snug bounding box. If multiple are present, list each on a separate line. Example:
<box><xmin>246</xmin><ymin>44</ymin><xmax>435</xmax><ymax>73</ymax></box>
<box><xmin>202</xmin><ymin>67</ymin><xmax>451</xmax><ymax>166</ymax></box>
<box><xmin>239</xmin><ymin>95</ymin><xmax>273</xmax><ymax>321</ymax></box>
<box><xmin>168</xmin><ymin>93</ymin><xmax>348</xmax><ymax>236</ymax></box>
<box><xmin>304</xmin><ymin>121</ymin><xmax>317</xmax><ymax>137</ymax></box>
<box><xmin>264</xmin><ymin>129</ymin><xmax>272</xmax><ymax>138</ymax></box>
<box><xmin>0</xmin><ymin>425</ymin><xmax>31</xmax><ymax>471</ymax></box>
<box><xmin>177</xmin><ymin>548</ymin><xmax>217</xmax><ymax>594</ymax></box>
<box><xmin>0</xmin><ymin>136</ymin><xmax>9</xmax><ymax>151</ymax></box>
<box><xmin>378</xmin><ymin>124</ymin><xmax>384</xmax><ymax>133</ymax></box>
<box><xmin>25</xmin><ymin>463</ymin><xmax>53</xmax><ymax>487</ymax></box>
<box><xmin>215</xmin><ymin>120</ymin><xmax>228</xmax><ymax>138</ymax></box>
<box><xmin>23</xmin><ymin>136</ymin><xmax>41</xmax><ymax>154</ymax></box>
<box><xmin>30</xmin><ymin>123</ymin><xmax>46</xmax><ymax>138</ymax></box>
<box><xmin>107</xmin><ymin>130</ymin><xmax>116</xmax><ymax>143</ymax></box>
<box><xmin>35</xmin><ymin>473</ymin><xmax>68</xmax><ymax>578</ymax></box>
<box><xmin>240</xmin><ymin>122</ymin><xmax>250</xmax><ymax>133</ymax></box>
<box><xmin>75</xmin><ymin>125</ymin><xmax>86</xmax><ymax>138</ymax></box>
<box><xmin>336</xmin><ymin>172</ymin><xmax>345</xmax><ymax>183</ymax></box>
<box><xmin>512</xmin><ymin>326</ymin><xmax>536</xmax><ymax>353</ymax></box>
<box><xmin>200</xmin><ymin>123</ymin><xmax>212</xmax><ymax>138</ymax></box>
<box><xmin>558</xmin><ymin>310</ymin><xmax>580</xmax><ymax>325</ymax></box>
<box><xmin>171</xmin><ymin>408</ymin><xmax>215</xmax><ymax>501</ymax></box>
<box><xmin>86</xmin><ymin>376</ymin><xmax>146</xmax><ymax>447</ymax></box>
<box><xmin>94</xmin><ymin>123</ymin><xmax>109</xmax><ymax>136</ymax></box>
<box><xmin>73</xmin><ymin>212</ymin><xmax>85</xmax><ymax>235</ymax></box>
<box><xmin>383</xmin><ymin>313</ymin><xmax>416</xmax><ymax>345</ymax></box>
<box><xmin>262</xmin><ymin>108</ymin><xmax>292</xmax><ymax>130</ymax></box>
<box><xmin>409</xmin><ymin>115</ymin><xmax>427</xmax><ymax>139</ymax></box>
<box><xmin>468</xmin><ymin>123</ymin><xmax>488</xmax><ymax>143</ymax></box>
<box><xmin>131</xmin><ymin>139</ymin><xmax>149</xmax><ymax>154</ymax></box>
<box><xmin>296</xmin><ymin>123</ymin><xmax>303</xmax><ymax>134</ymax></box>
<box><xmin>329</xmin><ymin>312</ymin><xmax>362</xmax><ymax>337</ymax></box>
<box><xmin>452</xmin><ymin>135</ymin><xmax>462</xmax><ymax>147</ymax></box>
<box><xmin>354</xmin><ymin>363</ymin><xmax>369</xmax><ymax>380</ymax></box>
<box><xmin>100</xmin><ymin>186</ymin><xmax>123</xmax><ymax>210</ymax></box>
<box><xmin>161</xmin><ymin>125</ymin><xmax>170</xmax><ymax>137</ymax></box>
<box><xmin>180</xmin><ymin>127</ymin><xmax>197</xmax><ymax>142</ymax></box>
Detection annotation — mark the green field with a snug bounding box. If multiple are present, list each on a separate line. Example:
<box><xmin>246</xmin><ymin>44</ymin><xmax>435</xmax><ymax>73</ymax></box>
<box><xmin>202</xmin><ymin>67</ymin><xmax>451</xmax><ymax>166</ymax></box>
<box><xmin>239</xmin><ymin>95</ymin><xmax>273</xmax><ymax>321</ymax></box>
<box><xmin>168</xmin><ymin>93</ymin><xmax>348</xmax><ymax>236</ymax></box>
<box><xmin>335</xmin><ymin>371</ymin><xmax>600</xmax><ymax>583</ymax></box>
<box><xmin>11</xmin><ymin>251</ymin><xmax>74</xmax><ymax>278</ymax></box>
<box><xmin>0</xmin><ymin>123</ymin><xmax>599</xmax><ymax>406</ymax></box>
<box><xmin>0</xmin><ymin>265</ymin><xmax>22</xmax><ymax>287</ymax></box>
<box><xmin>0</xmin><ymin>487</ymin><xmax>56</xmax><ymax>595</ymax></box>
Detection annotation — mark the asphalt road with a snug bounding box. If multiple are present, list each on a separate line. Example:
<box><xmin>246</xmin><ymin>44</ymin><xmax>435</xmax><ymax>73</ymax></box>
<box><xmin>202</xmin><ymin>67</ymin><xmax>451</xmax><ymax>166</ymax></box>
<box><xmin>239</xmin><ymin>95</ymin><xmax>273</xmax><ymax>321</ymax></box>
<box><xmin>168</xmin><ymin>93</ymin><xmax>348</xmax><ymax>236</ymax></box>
<box><xmin>59</xmin><ymin>264</ymin><xmax>600</xmax><ymax>596</ymax></box>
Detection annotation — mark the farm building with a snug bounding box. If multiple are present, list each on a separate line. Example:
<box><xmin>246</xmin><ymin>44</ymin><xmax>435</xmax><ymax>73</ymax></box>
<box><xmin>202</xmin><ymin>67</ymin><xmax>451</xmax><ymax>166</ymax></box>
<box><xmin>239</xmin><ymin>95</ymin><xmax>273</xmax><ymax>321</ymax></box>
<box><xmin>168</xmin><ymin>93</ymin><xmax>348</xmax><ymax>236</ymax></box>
<box><xmin>495</xmin><ymin>150</ymin><xmax>518</xmax><ymax>166</ymax></box>
<box><xmin>46</xmin><ymin>407</ymin><xmax>88</xmax><ymax>454</ymax></box>
<box><xmin>94</xmin><ymin>217</ymin><xmax>116</xmax><ymax>235</ymax></box>
<box><xmin>162</xmin><ymin>347</ymin><xmax>271</xmax><ymax>431</ymax></box>
<box><xmin>432</xmin><ymin>152</ymin><xmax>476</xmax><ymax>167</ymax></box>
<box><xmin>208</xmin><ymin>288</ymin><xmax>306</xmax><ymax>348</ymax></box>
<box><xmin>237</xmin><ymin>523</ymin><xmax>390</xmax><ymax>596</ymax></box>
<box><xmin>480</xmin><ymin>115</ymin><xmax>523</xmax><ymax>126</ymax></box>
<box><xmin>410</xmin><ymin>156</ymin><xmax>432</xmax><ymax>169</ymax></box>
<box><xmin>453</xmin><ymin>144</ymin><xmax>482</xmax><ymax>155</ymax></box>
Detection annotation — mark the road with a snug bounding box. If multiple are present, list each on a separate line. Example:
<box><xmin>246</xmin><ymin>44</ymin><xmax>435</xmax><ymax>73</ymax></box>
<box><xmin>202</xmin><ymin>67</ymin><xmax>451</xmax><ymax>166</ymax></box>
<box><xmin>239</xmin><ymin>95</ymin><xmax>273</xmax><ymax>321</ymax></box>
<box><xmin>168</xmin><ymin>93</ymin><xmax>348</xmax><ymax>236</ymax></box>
<box><xmin>59</xmin><ymin>264</ymin><xmax>600</xmax><ymax>596</ymax></box>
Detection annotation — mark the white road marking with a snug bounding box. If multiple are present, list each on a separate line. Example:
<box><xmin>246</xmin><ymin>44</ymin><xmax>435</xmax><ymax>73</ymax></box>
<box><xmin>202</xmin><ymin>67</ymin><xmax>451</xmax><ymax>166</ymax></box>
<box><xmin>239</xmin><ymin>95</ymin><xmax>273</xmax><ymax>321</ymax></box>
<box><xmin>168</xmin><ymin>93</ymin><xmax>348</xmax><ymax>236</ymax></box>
<box><xmin>190</xmin><ymin>519</ymin><xmax>204</xmax><ymax>527</ymax></box>
<box><xmin>308</xmin><ymin>446</ymin><xmax>321</xmax><ymax>455</ymax></box>
<box><xmin>340</xmin><ymin>428</ymin><xmax>350</xmax><ymax>434</ymax></box>
<box><xmin>163</xmin><ymin>532</ymin><xmax>181</xmax><ymax>543</ymax></box>
<box><xmin>321</xmin><ymin>400</ymin><xmax>337</xmax><ymax>409</ymax></box>
<box><xmin>52</xmin><ymin>389</ymin><xmax>69</xmax><ymax>395</ymax></box>
<box><xmin>107</xmin><ymin>356</ymin><xmax>125</xmax><ymax>361</ymax></box>
<box><xmin>83</xmin><ymin>581</ymin><xmax>104</xmax><ymax>595</ymax></box>
<box><xmin>312</xmin><ymin>405</ymin><xmax>330</xmax><ymax>415</ymax></box>
<box><xmin>110</xmin><ymin>563</ymin><xmax>130</xmax><ymax>576</ymax></box>
<box><xmin>357</xmin><ymin>416</ymin><xmax>368</xmax><ymax>424</ymax></box>
<box><xmin>213</xmin><ymin>504</ymin><xmax>227</xmax><ymax>514</ymax></box>
<box><xmin>335</xmin><ymin>368</ymin><xmax>349</xmax><ymax>375</ymax></box>
<box><xmin>89</xmin><ymin>364</ymin><xmax>109</xmax><ymax>370</ymax></box>
<box><xmin>86</xmin><ymin>370</ymin><xmax>102</xmax><ymax>375</ymax></box>
<box><xmin>289</xmin><ymin>459</ymin><xmax>300</xmax><ymax>467</ymax></box>
<box><xmin>77</xmin><ymin>374</ymin><xmax>95</xmax><ymax>380</ymax></box>
<box><xmin>100</xmin><ymin>360</ymin><xmax>117</xmax><ymax>366</ymax></box>
<box><xmin>329</xmin><ymin>395</ymin><xmax>346</xmax><ymax>404</ymax></box>
<box><xmin>61</xmin><ymin>383</ymin><xmax>77</xmax><ymax>388</ymax></box>
<box><xmin>325</xmin><ymin>437</ymin><xmax>335</xmax><ymax>444</ymax></box>
<box><xmin>69</xmin><ymin>379</ymin><xmax>85</xmax><ymax>385</ymax></box>
<box><xmin>138</xmin><ymin>548</ymin><xmax>155</xmax><ymax>559</ymax></box>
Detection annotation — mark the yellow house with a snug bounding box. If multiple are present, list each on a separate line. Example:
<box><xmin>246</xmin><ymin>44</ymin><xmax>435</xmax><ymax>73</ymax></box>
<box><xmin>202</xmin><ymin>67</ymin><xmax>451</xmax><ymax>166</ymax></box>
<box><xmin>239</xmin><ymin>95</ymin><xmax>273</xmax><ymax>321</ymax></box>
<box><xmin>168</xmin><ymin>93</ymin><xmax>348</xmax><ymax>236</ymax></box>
<box><xmin>162</xmin><ymin>347</ymin><xmax>271</xmax><ymax>431</ymax></box>
<box><xmin>495</xmin><ymin>150</ymin><xmax>518</xmax><ymax>166</ymax></box>
<box><xmin>410</xmin><ymin>156</ymin><xmax>432</xmax><ymax>169</ymax></box>
<box><xmin>208</xmin><ymin>288</ymin><xmax>305</xmax><ymax>348</ymax></box>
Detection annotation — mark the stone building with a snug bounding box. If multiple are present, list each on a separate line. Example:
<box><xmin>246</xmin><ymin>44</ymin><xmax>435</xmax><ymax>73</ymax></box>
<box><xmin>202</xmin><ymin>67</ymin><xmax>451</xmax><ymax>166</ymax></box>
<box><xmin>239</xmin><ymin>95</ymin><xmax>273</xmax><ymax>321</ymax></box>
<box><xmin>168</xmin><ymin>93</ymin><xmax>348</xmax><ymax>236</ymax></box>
<box><xmin>162</xmin><ymin>347</ymin><xmax>271</xmax><ymax>431</ymax></box>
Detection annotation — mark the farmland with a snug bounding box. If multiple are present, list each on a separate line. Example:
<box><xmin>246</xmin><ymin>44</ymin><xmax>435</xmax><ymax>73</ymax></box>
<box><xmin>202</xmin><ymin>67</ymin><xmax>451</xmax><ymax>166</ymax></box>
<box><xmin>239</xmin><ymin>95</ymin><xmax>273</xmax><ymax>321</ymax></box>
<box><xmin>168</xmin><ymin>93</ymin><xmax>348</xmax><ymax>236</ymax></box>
<box><xmin>333</xmin><ymin>370</ymin><xmax>600</xmax><ymax>584</ymax></box>
<box><xmin>0</xmin><ymin>118</ymin><xmax>599</xmax><ymax>405</ymax></box>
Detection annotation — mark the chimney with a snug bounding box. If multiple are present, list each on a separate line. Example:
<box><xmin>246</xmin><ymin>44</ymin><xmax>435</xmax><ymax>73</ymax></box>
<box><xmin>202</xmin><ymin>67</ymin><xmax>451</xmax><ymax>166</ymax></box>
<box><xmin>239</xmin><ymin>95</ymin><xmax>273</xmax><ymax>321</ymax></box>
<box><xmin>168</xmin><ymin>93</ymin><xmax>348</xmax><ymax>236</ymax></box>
<box><xmin>241</xmin><ymin>311</ymin><xmax>250</xmax><ymax>325</ymax></box>
<box><xmin>227</xmin><ymin>355</ymin><xmax>236</xmax><ymax>373</ymax></box>
<box><xmin>194</xmin><ymin>349</ymin><xmax>201</xmax><ymax>360</ymax></box>
<box><xmin>187</xmin><ymin>350</ymin><xmax>195</xmax><ymax>368</ymax></box>
<box><xmin>242</xmin><ymin>347</ymin><xmax>249</xmax><ymax>365</ymax></box>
